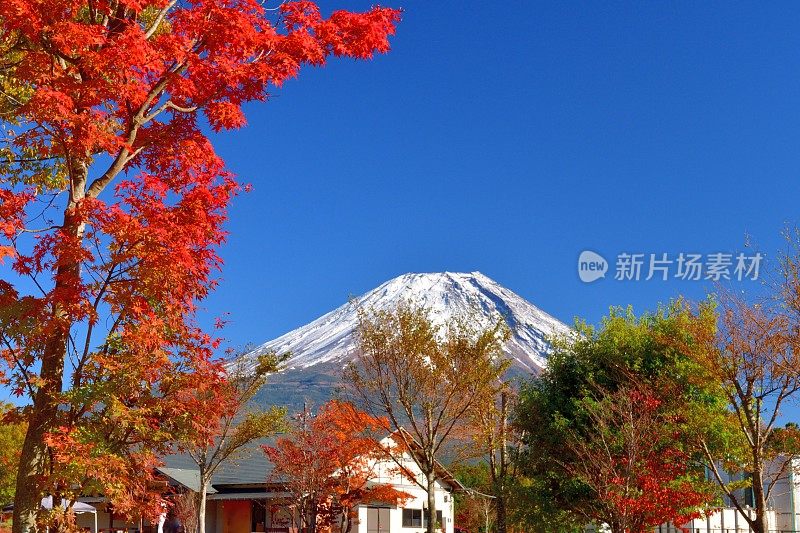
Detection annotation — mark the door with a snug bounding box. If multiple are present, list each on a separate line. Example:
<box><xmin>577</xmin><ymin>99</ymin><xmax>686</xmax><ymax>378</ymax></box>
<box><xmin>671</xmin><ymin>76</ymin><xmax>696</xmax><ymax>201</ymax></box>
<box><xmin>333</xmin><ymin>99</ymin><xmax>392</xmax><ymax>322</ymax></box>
<box><xmin>367</xmin><ymin>507</ymin><xmax>390</xmax><ymax>533</ymax></box>
<box><xmin>222</xmin><ymin>501</ymin><xmax>251</xmax><ymax>533</ymax></box>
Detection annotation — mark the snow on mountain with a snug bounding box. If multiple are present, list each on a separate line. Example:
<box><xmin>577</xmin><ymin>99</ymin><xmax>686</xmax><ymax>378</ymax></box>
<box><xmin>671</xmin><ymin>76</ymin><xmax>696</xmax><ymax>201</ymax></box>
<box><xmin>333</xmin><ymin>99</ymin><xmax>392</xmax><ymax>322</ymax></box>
<box><xmin>236</xmin><ymin>271</ymin><xmax>570</xmax><ymax>376</ymax></box>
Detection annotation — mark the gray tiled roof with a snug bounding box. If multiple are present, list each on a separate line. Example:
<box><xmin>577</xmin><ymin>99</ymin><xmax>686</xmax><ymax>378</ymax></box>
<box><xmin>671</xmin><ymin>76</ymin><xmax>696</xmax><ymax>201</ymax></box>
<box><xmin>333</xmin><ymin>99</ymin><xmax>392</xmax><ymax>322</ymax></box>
<box><xmin>160</xmin><ymin>442</ymin><xmax>278</xmax><ymax>490</ymax></box>
<box><xmin>159</xmin><ymin>468</ymin><xmax>217</xmax><ymax>494</ymax></box>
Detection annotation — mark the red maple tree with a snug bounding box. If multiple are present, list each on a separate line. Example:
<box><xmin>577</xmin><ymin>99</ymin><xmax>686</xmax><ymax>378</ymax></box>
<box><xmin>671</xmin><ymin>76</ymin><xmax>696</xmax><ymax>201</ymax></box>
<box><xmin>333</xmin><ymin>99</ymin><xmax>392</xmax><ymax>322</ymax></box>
<box><xmin>0</xmin><ymin>1</ymin><xmax>399</xmax><ymax>531</ymax></box>
<box><xmin>559</xmin><ymin>386</ymin><xmax>713</xmax><ymax>533</ymax></box>
<box><xmin>263</xmin><ymin>400</ymin><xmax>411</xmax><ymax>533</ymax></box>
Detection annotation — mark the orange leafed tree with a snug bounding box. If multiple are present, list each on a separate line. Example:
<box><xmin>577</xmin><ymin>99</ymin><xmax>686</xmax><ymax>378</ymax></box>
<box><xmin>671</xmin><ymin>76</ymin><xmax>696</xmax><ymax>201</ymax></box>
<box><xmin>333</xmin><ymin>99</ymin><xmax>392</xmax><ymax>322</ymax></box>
<box><xmin>346</xmin><ymin>303</ymin><xmax>510</xmax><ymax>533</ymax></box>
<box><xmin>676</xmin><ymin>236</ymin><xmax>800</xmax><ymax>533</ymax></box>
<box><xmin>263</xmin><ymin>400</ymin><xmax>411</xmax><ymax>533</ymax></box>
<box><xmin>0</xmin><ymin>1</ymin><xmax>399</xmax><ymax>531</ymax></box>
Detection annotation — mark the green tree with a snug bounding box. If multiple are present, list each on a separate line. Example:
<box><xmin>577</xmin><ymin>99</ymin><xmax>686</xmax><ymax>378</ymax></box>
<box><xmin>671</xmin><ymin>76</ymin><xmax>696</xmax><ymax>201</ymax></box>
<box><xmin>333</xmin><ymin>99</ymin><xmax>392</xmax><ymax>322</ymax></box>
<box><xmin>0</xmin><ymin>403</ymin><xmax>25</xmax><ymax>506</ymax></box>
<box><xmin>515</xmin><ymin>305</ymin><xmax>723</xmax><ymax>532</ymax></box>
<box><xmin>451</xmin><ymin>462</ymin><xmax>494</xmax><ymax>533</ymax></box>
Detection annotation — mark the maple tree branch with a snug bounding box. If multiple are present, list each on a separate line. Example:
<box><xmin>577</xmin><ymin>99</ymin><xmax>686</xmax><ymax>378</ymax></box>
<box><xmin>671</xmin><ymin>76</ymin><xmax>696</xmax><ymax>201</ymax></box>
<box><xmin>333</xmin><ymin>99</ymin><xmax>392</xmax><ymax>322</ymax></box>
<box><xmin>23</xmin><ymin>271</ymin><xmax>48</xmax><ymax>297</ymax></box>
<box><xmin>73</xmin><ymin>260</ymin><xmax>123</xmax><ymax>387</ymax></box>
<box><xmin>16</xmin><ymin>225</ymin><xmax>61</xmax><ymax>234</ymax></box>
<box><xmin>0</xmin><ymin>332</ymin><xmax>36</xmax><ymax>398</ymax></box>
<box><xmin>144</xmin><ymin>0</ymin><xmax>177</xmax><ymax>39</ymax></box>
<box><xmin>86</xmin><ymin>63</ymin><xmax>187</xmax><ymax>199</ymax></box>
<box><xmin>141</xmin><ymin>100</ymin><xmax>198</xmax><ymax>123</ymax></box>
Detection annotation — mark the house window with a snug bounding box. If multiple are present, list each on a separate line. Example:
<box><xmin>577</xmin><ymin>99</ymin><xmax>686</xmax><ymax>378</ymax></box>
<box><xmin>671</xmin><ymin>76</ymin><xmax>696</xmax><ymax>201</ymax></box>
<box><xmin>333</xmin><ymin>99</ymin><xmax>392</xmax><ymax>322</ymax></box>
<box><xmin>744</xmin><ymin>486</ymin><xmax>755</xmax><ymax>507</ymax></box>
<box><xmin>402</xmin><ymin>509</ymin><xmax>422</xmax><ymax>527</ymax></box>
<box><xmin>402</xmin><ymin>509</ymin><xmax>443</xmax><ymax>528</ymax></box>
<box><xmin>425</xmin><ymin>510</ymin><xmax>443</xmax><ymax>528</ymax></box>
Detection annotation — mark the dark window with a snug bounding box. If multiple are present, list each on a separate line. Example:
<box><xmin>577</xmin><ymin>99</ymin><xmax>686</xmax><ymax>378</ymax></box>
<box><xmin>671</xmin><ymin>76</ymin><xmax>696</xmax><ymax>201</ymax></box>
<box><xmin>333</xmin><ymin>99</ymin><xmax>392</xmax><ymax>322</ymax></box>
<box><xmin>251</xmin><ymin>500</ymin><xmax>266</xmax><ymax>532</ymax></box>
<box><xmin>744</xmin><ymin>486</ymin><xmax>755</xmax><ymax>507</ymax></box>
<box><xmin>402</xmin><ymin>509</ymin><xmax>443</xmax><ymax>528</ymax></box>
<box><xmin>424</xmin><ymin>510</ymin><xmax>443</xmax><ymax>528</ymax></box>
<box><xmin>402</xmin><ymin>509</ymin><xmax>422</xmax><ymax>527</ymax></box>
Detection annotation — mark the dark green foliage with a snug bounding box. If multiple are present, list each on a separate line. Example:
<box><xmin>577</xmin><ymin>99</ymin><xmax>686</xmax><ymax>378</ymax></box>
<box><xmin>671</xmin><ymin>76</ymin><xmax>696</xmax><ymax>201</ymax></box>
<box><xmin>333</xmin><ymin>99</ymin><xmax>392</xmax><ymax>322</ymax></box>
<box><xmin>513</xmin><ymin>303</ymin><xmax>724</xmax><ymax>530</ymax></box>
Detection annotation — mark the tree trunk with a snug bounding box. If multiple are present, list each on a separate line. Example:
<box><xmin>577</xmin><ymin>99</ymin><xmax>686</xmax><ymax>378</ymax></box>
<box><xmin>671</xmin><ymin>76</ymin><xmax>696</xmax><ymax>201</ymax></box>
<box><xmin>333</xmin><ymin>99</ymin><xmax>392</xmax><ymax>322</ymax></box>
<box><xmin>197</xmin><ymin>475</ymin><xmax>208</xmax><ymax>533</ymax></box>
<box><xmin>495</xmin><ymin>493</ymin><xmax>507</xmax><ymax>533</ymax></box>
<box><xmin>752</xmin><ymin>462</ymin><xmax>768</xmax><ymax>533</ymax></box>
<box><xmin>495</xmin><ymin>390</ymin><xmax>509</xmax><ymax>533</ymax></box>
<box><xmin>309</xmin><ymin>497</ymin><xmax>317</xmax><ymax>533</ymax></box>
<box><xmin>12</xmin><ymin>176</ymin><xmax>87</xmax><ymax>533</ymax></box>
<box><xmin>12</xmin><ymin>318</ymin><xmax>69</xmax><ymax>533</ymax></box>
<box><xmin>426</xmin><ymin>471</ymin><xmax>437</xmax><ymax>533</ymax></box>
<box><xmin>342</xmin><ymin>505</ymin><xmax>353</xmax><ymax>533</ymax></box>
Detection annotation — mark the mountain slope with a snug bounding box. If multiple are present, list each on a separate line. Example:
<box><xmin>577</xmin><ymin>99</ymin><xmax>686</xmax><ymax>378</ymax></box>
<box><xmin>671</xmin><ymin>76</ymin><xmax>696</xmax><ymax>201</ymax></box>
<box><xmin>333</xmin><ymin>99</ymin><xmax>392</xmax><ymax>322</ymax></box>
<box><xmin>238</xmin><ymin>272</ymin><xmax>570</xmax><ymax>408</ymax></box>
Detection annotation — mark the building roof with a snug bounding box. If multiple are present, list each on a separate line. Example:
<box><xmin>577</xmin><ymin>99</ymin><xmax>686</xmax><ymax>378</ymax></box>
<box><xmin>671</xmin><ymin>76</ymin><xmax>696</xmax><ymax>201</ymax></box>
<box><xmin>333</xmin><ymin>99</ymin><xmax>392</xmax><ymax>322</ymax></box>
<box><xmin>160</xmin><ymin>430</ymin><xmax>467</xmax><ymax>495</ymax></box>
<box><xmin>160</xmin><ymin>443</ymin><xmax>276</xmax><ymax>489</ymax></box>
<box><xmin>158</xmin><ymin>468</ymin><xmax>218</xmax><ymax>494</ymax></box>
<box><xmin>207</xmin><ymin>492</ymin><xmax>291</xmax><ymax>501</ymax></box>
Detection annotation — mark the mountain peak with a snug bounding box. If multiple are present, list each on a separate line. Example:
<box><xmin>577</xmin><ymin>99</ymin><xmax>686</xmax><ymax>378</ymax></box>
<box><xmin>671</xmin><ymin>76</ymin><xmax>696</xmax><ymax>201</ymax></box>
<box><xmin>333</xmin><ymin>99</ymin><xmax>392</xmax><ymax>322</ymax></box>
<box><xmin>236</xmin><ymin>272</ymin><xmax>570</xmax><ymax>376</ymax></box>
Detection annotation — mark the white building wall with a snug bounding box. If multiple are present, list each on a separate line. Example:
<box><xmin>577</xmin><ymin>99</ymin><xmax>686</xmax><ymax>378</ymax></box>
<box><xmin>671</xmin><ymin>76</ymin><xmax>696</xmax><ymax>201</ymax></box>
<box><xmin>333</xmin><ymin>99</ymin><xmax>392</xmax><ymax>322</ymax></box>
<box><xmin>672</xmin><ymin>508</ymin><xmax>776</xmax><ymax>532</ymax></box>
<box><xmin>354</xmin><ymin>444</ymin><xmax>456</xmax><ymax>533</ymax></box>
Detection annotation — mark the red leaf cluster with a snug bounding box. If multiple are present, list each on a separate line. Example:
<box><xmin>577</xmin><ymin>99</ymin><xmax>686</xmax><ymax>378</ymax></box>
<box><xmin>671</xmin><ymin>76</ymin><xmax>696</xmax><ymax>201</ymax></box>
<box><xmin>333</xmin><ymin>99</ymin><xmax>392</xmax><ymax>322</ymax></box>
<box><xmin>589</xmin><ymin>389</ymin><xmax>711</xmax><ymax>533</ymax></box>
<box><xmin>0</xmin><ymin>0</ymin><xmax>399</xmax><ymax>521</ymax></box>
<box><xmin>263</xmin><ymin>401</ymin><xmax>411</xmax><ymax>533</ymax></box>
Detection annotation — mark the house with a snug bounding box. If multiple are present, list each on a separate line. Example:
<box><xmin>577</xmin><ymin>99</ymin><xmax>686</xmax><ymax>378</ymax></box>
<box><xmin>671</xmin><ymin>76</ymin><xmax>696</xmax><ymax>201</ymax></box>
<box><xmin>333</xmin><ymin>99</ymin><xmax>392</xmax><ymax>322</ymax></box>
<box><xmin>74</xmin><ymin>431</ymin><xmax>464</xmax><ymax>533</ymax></box>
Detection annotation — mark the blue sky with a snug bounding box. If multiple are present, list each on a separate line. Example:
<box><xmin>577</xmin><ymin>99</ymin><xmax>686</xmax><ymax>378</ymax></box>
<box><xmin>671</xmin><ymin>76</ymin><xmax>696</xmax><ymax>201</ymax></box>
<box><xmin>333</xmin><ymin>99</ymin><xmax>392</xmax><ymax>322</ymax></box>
<box><xmin>204</xmin><ymin>1</ymin><xmax>800</xmax><ymax>348</ymax></box>
<box><xmin>3</xmin><ymin>2</ymin><xmax>800</xmax><ymax>407</ymax></box>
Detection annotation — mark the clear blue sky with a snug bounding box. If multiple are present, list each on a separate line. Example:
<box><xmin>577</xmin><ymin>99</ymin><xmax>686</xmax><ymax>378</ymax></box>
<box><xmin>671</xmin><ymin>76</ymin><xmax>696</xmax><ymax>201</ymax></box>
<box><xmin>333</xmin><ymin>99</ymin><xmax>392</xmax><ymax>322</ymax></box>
<box><xmin>204</xmin><ymin>1</ymin><xmax>800</xmax><ymax>347</ymax></box>
<box><xmin>4</xmin><ymin>2</ymin><xmax>800</xmax><ymax>405</ymax></box>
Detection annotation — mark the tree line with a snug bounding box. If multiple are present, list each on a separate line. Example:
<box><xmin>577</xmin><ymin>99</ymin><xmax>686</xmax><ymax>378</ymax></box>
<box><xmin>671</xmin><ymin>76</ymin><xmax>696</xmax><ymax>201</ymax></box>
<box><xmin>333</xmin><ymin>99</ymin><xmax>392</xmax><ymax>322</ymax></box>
<box><xmin>3</xmin><ymin>236</ymin><xmax>800</xmax><ymax>533</ymax></box>
<box><xmin>448</xmin><ymin>235</ymin><xmax>800</xmax><ymax>533</ymax></box>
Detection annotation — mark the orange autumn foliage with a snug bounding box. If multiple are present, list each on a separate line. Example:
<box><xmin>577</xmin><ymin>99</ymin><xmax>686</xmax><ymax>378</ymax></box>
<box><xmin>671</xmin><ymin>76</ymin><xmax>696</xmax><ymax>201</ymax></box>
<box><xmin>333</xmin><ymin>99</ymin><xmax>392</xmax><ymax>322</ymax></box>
<box><xmin>263</xmin><ymin>400</ymin><xmax>411</xmax><ymax>533</ymax></box>
<box><xmin>0</xmin><ymin>1</ymin><xmax>399</xmax><ymax>529</ymax></box>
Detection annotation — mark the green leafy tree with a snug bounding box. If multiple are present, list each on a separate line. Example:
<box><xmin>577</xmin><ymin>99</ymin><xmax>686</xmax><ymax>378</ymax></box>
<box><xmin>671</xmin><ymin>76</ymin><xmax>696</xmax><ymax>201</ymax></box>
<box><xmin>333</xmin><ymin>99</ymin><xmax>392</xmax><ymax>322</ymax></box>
<box><xmin>504</xmin><ymin>476</ymin><xmax>583</xmax><ymax>533</ymax></box>
<box><xmin>515</xmin><ymin>305</ymin><xmax>722</xmax><ymax>532</ymax></box>
<box><xmin>0</xmin><ymin>403</ymin><xmax>25</xmax><ymax>506</ymax></box>
<box><xmin>451</xmin><ymin>462</ymin><xmax>494</xmax><ymax>533</ymax></box>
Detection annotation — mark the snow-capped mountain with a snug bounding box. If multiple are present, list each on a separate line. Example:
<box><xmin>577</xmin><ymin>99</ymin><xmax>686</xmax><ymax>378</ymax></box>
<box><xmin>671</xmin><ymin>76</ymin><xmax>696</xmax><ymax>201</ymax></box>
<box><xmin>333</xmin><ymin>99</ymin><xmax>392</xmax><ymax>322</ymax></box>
<box><xmin>237</xmin><ymin>272</ymin><xmax>570</xmax><ymax>381</ymax></box>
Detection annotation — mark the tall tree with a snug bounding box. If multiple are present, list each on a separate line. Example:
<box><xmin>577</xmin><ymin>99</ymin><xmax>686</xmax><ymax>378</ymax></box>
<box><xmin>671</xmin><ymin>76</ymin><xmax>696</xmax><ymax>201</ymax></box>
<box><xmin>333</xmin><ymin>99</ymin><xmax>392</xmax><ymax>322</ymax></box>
<box><xmin>0</xmin><ymin>1</ymin><xmax>399</xmax><ymax>531</ymax></box>
<box><xmin>468</xmin><ymin>385</ymin><xmax>515</xmax><ymax>533</ymax></box>
<box><xmin>345</xmin><ymin>303</ymin><xmax>510</xmax><ymax>533</ymax></box>
<box><xmin>515</xmin><ymin>306</ymin><xmax>720</xmax><ymax>532</ymax></box>
<box><xmin>677</xmin><ymin>241</ymin><xmax>800</xmax><ymax>533</ymax></box>
<box><xmin>263</xmin><ymin>400</ymin><xmax>410</xmax><ymax>533</ymax></box>
<box><xmin>183</xmin><ymin>352</ymin><xmax>287</xmax><ymax>533</ymax></box>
